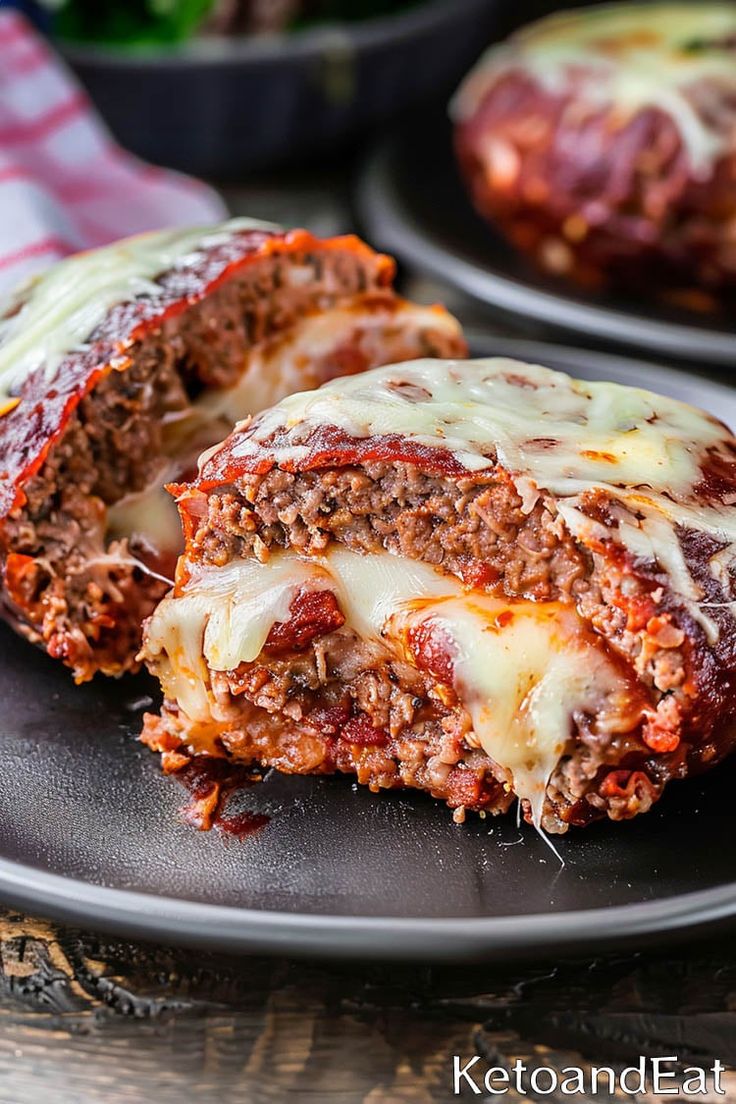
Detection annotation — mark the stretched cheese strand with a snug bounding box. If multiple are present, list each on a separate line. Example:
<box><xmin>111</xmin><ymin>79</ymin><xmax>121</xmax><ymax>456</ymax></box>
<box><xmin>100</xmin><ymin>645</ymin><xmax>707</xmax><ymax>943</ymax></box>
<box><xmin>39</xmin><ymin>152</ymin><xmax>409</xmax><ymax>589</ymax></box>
<box><xmin>145</xmin><ymin>548</ymin><xmax>635</xmax><ymax>826</ymax></box>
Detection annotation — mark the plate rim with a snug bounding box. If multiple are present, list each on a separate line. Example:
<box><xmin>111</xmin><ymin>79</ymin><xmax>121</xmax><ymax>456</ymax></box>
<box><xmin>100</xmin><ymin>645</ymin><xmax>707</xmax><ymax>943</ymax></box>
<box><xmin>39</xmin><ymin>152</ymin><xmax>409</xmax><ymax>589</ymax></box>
<box><xmin>357</xmin><ymin>134</ymin><xmax>736</xmax><ymax>365</ymax></box>
<box><xmin>5</xmin><ymin>335</ymin><xmax>736</xmax><ymax>960</ymax></box>
<box><xmin>2</xmin><ymin>853</ymin><xmax>736</xmax><ymax>960</ymax></box>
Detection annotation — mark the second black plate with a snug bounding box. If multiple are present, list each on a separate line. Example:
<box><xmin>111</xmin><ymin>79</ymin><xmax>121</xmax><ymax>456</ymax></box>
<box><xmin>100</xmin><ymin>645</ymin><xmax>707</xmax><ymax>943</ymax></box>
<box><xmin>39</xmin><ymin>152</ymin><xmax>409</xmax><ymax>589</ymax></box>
<box><xmin>358</xmin><ymin>111</ymin><xmax>736</xmax><ymax>366</ymax></box>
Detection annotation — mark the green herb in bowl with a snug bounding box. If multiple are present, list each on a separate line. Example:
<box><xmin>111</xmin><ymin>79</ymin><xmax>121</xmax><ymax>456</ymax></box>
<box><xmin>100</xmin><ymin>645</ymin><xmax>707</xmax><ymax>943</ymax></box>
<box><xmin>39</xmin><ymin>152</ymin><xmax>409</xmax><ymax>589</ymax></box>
<box><xmin>40</xmin><ymin>0</ymin><xmax>421</xmax><ymax>45</ymax></box>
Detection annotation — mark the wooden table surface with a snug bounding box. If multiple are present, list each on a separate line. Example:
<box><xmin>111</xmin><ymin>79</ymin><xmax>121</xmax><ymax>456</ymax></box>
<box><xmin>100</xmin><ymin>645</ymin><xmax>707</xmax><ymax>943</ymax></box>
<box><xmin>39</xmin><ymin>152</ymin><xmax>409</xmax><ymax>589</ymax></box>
<box><xmin>0</xmin><ymin>910</ymin><xmax>734</xmax><ymax>1103</ymax></box>
<box><xmin>2</xmin><ymin>176</ymin><xmax>734</xmax><ymax>1104</ymax></box>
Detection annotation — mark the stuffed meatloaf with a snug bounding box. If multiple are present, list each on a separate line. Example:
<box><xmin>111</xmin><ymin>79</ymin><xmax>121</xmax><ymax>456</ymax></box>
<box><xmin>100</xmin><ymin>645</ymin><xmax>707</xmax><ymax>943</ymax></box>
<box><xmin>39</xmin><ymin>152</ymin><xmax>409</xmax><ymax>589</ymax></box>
<box><xmin>0</xmin><ymin>219</ymin><xmax>464</xmax><ymax>682</ymax></box>
<box><xmin>452</xmin><ymin>4</ymin><xmax>736</xmax><ymax>306</ymax></box>
<box><xmin>142</xmin><ymin>356</ymin><xmax>736</xmax><ymax>833</ymax></box>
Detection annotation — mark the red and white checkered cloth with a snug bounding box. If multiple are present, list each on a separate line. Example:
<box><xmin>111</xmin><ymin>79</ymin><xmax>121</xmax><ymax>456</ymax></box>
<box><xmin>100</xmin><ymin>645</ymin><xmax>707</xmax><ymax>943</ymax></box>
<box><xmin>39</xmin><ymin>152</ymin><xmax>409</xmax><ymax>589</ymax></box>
<box><xmin>0</xmin><ymin>8</ymin><xmax>228</xmax><ymax>298</ymax></box>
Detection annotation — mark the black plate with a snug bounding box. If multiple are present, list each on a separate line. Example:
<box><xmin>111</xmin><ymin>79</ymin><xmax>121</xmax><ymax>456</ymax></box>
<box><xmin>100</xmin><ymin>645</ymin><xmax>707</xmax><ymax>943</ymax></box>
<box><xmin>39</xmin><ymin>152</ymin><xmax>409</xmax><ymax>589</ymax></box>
<box><xmin>357</xmin><ymin>112</ymin><xmax>736</xmax><ymax>366</ymax></box>
<box><xmin>3</xmin><ymin>337</ymin><xmax>736</xmax><ymax>961</ymax></box>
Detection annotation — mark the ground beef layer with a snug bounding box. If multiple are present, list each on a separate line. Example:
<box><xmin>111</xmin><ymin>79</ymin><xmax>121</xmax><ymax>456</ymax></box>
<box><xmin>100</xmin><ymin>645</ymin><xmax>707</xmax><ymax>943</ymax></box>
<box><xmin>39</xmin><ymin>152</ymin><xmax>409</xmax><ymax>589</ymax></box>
<box><xmin>0</xmin><ymin>228</ymin><xmax>465</xmax><ymax>680</ymax></box>
<box><xmin>143</xmin><ymin>624</ymin><xmax>516</xmax><ymax>826</ymax></box>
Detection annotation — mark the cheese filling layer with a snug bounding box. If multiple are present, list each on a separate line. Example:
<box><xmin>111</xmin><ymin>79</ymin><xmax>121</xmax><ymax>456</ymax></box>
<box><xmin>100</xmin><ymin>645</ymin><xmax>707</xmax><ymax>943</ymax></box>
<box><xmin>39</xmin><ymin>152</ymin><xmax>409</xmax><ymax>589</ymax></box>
<box><xmin>144</xmin><ymin>548</ymin><xmax>639</xmax><ymax>824</ymax></box>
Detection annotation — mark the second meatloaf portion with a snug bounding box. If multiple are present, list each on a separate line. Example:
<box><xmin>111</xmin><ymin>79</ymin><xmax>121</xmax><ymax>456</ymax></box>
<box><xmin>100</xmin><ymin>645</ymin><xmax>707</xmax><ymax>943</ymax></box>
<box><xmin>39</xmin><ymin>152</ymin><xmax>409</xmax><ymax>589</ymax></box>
<box><xmin>452</xmin><ymin>5</ymin><xmax>736</xmax><ymax>306</ymax></box>
<box><xmin>0</xmin><ymin>220</ymin><xmax>464</xmax><ymax>681</ymax></box>
<box><xmin>142</xmin><ymin>357</ymin><xmax>736</xmax><ymax>832</ymax></box>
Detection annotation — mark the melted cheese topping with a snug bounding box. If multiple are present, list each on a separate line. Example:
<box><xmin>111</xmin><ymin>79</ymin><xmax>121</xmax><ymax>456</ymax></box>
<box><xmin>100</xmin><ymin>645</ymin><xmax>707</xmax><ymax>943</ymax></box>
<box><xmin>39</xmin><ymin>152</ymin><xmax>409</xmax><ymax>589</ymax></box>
<box><xmin>229</xmin><ymin>356</ymin><xmax>736</xmax><ymax>637</ymax></box>
<box><xmin>0</xmin><ymin>217</ymin><xmax>279</xmax><ymax>404</ymax></box>
<box><xmin>451</xmin><ymin>3</ymin><xmax>736</xmax><ymax>173</ymax></box>
<box><xmin>144</xmin><ymin>548</ymin><xmax>635</xmax><ymax>824</ymax></box>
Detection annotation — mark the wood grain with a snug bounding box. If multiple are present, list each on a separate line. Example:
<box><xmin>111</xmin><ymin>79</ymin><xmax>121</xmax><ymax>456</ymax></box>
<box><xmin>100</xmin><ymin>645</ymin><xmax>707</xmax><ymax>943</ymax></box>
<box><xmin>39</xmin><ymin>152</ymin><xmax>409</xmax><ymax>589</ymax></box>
<box><xmin>0</xmin><ymin>909</ymin><xmax>733</xmax><ymax>1103</ymax></box>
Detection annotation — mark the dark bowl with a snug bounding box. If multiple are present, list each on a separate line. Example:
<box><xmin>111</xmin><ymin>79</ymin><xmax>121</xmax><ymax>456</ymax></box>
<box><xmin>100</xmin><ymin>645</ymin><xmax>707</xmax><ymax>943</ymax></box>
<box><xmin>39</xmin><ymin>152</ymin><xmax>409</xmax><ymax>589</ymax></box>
<box><xmin>62</xmin><ymin>0</ymin><xmax>501</xmax><ymax>178</ymax></box>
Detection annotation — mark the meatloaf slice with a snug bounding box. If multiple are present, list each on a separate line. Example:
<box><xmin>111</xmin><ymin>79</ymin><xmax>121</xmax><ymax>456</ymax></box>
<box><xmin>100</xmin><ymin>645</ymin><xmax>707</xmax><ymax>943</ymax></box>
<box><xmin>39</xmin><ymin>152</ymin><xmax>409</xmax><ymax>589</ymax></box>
<box><xmin>452</xmin><ymin>5</ymin><xmax>736</xmax><ymax>307</ymax></box>
<box><xmin>0</xmin><ymin>220</ymin><xmax>464</xmax><ymax>681</ymax></box>
<box><xmin>141</xmin><ymin>356</ymin><xmax>736</xmax><ymax>832</ymax></box>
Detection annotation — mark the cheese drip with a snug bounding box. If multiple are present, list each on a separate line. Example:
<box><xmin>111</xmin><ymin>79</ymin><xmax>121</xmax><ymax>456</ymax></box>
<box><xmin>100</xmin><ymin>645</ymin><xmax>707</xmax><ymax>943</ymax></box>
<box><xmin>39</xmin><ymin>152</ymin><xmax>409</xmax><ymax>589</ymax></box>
<box><xmin>0</xmin><ymin>217</ymin><xmax>279</xmax><ymax>404</ymax></box>
<box><xmin>144</xmin><ymin>549</ymin><xmax>635</xmax><ymax>824</ymax></box>
<box><xmin>229</xmin><ymin>356</ymin><xmax>736</xmax><ymax>636</ymax></box>
<box><xmin>451</xmin><ymin>3</ymin><xmax>736</xmax><ymax>174</ymax></box>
